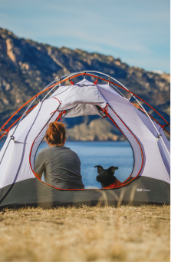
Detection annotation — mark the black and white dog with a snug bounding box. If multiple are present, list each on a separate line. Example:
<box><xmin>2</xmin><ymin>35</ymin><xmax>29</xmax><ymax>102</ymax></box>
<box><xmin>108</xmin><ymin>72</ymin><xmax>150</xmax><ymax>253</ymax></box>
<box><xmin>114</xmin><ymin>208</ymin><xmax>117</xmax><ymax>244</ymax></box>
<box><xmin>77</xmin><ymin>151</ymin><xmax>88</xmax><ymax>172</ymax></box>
<box><xmin>95</xmin><ymin>165</ymin><xmax>119</xmax><ymax>188</ymax></box>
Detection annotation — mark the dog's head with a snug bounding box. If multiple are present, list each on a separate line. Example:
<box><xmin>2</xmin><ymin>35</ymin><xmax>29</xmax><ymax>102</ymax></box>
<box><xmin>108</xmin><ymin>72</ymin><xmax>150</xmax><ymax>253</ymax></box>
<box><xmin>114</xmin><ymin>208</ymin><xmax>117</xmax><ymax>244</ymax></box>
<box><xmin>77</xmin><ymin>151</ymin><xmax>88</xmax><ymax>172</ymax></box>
<box><xmin>95</xmin><ymin>165</ymin><xmax>118</xmax><ymax>187</ymax></box>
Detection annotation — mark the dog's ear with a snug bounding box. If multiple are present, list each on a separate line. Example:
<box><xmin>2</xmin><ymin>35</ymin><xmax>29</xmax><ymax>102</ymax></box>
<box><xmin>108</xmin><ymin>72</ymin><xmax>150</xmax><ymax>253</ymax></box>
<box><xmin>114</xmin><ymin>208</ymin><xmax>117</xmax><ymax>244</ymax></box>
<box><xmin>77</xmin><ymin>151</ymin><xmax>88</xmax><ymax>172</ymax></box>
<box><xmin>94</xmin><ymin>165</ymin><xmax>103</xmax><ymax>173</ymax></box>
<box><xmin>109</xmin><ymin>166</ymin><xmax>118</xmax><ymax>174</ymax></box>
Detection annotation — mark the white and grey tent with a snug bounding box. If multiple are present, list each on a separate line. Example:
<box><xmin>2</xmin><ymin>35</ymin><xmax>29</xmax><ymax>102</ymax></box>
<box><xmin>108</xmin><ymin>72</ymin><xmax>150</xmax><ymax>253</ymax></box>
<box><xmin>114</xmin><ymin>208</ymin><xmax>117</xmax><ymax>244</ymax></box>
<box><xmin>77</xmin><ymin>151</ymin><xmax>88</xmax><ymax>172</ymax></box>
<box><xmin>0</xmin><ymin>71</ymin><xmax>170</xmax><ymax>208</ymax></box>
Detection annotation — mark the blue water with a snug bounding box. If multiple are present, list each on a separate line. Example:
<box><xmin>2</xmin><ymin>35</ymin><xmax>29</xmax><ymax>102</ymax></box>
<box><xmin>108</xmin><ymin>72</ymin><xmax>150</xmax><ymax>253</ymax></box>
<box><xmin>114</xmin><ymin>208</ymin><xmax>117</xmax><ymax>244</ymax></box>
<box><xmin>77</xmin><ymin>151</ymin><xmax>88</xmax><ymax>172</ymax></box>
<box><xmin>38</xmin><ymin>141</ymin><xmax>133</xmax><ymax>188</ymax></box>
<box><xmin>0</xmin><ymin>141</ymin><xmax>134</xmax><ymax>189</ymax></box>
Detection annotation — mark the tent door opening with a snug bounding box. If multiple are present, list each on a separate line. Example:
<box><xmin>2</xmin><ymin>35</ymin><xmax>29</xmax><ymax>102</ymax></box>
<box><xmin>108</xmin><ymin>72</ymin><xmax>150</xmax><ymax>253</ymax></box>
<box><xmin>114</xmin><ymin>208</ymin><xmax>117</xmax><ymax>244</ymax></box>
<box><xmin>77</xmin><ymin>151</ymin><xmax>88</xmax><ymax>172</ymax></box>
<box><xmin>33</xmin><ymin>103</ymin><xmax>135</xmax><ymax>190</ymax></box>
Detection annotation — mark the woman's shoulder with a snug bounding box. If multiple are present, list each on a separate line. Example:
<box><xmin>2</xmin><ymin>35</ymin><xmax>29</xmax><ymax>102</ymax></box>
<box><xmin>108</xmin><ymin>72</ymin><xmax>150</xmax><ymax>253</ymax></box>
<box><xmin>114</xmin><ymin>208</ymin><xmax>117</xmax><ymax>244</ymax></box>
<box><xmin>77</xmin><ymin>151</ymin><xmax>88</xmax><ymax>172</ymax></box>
<box><xmin>66</xmin><ymin>147</ymin><xmax>80</xmax><ymax>161</ymax></box>
<box><xmin>38</xmin><ymin>147</ymin><xmax>52</xmax><ymax>156</ymax></box>
<box><xmin>64</xmin><ymin>146</ymin><xmax>77</xmax><ymax>154</ymax></box>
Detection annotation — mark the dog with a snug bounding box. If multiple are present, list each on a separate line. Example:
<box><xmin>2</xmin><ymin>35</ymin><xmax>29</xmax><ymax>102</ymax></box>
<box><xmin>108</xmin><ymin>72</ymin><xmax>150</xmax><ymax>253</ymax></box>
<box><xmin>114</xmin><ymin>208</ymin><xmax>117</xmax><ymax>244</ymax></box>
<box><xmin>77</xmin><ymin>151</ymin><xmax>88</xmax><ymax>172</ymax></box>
<box><xmin>95</xmin><ymin>165</ymin><xmax>121</xmax><ymax>188</ymax></box>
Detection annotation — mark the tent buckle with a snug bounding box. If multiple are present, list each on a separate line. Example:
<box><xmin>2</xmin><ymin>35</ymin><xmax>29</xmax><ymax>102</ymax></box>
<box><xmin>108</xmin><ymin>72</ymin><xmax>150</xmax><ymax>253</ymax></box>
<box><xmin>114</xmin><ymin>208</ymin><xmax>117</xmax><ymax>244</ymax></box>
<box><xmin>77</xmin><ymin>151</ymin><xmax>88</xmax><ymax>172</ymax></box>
<box><xmin>157</xmin><ymin>134</ymin><xmax>162</xmax><ymax>140</ymax></box>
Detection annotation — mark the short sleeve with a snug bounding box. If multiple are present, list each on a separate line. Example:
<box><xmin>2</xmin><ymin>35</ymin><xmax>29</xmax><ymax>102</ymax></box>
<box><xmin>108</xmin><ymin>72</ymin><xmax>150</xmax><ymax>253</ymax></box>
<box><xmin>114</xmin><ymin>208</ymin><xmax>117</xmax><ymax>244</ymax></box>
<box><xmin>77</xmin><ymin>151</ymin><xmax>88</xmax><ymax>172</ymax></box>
<box><xmin>34</xmin><ymin>150</ymin><xmax>45</xmax><ymax>175</ymax></box>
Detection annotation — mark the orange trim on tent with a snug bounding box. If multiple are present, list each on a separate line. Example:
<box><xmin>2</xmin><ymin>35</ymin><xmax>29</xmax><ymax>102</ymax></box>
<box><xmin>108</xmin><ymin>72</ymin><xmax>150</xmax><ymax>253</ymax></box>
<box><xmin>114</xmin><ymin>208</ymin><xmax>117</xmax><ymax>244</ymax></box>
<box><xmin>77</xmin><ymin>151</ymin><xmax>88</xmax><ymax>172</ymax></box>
<box><xmin>0</xmin><ymin>72</ymin><xmax>169</xmax><ymax>138</ymax></box>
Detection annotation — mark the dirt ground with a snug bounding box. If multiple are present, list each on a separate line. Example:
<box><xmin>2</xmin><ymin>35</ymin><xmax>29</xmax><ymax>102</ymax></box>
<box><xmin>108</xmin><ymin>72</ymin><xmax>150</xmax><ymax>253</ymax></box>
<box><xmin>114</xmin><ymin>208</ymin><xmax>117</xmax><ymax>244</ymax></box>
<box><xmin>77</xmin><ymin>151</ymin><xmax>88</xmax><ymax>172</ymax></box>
<box><xmin>0</xmin><ymin>205</ymin><xmax>170</xmax><ymax>262</ymax></box>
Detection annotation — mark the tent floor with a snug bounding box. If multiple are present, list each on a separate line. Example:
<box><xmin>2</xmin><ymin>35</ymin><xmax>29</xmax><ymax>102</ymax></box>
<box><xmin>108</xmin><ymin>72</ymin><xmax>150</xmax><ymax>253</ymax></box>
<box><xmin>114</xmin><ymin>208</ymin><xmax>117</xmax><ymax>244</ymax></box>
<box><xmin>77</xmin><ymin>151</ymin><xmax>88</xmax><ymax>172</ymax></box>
<box><xmin>0</xmin><ymin>177</ymin><xmax>170</xmax><ymax>209</ymax></box>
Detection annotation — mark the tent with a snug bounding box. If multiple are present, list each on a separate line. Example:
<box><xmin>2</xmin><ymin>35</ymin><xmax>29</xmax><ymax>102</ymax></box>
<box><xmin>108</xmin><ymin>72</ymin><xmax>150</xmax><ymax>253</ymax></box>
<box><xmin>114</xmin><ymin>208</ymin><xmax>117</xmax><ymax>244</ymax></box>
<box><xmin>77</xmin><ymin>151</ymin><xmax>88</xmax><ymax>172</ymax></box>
<box><xmin>0</xmin><ymin>71</ymin><xmax>170</xmax><ymax>208</ymax></box>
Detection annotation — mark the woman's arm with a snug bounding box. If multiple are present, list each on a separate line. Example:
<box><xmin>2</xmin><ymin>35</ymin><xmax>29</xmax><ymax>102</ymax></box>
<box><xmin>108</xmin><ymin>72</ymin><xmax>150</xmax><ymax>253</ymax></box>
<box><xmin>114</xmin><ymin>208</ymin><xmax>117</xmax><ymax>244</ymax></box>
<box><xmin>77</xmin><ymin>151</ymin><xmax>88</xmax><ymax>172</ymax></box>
<box><xmin>34</xmin><ymin>150</ymin><xmax>45</xmax><ymax>180</ymax></box>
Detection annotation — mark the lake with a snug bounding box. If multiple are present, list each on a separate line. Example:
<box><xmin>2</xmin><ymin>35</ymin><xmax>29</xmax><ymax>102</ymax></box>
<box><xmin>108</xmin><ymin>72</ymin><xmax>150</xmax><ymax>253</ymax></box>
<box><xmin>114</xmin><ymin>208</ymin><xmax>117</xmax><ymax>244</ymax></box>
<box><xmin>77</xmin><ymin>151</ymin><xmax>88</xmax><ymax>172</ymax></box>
<box><xmin>0</xmin><ymin>141</ymin><xmax>133</xmax><ymax>188</ymax></box>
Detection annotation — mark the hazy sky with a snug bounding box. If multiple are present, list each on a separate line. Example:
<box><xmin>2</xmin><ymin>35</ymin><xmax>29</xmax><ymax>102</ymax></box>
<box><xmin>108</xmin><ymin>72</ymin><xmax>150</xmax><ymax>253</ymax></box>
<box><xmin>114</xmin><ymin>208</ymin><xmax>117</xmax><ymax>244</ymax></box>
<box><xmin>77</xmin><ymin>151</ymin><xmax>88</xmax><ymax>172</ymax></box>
<box><xmin>0</xmin><ymin>0</ymin><xmax>170</xmax><ymax>73</ymax></box>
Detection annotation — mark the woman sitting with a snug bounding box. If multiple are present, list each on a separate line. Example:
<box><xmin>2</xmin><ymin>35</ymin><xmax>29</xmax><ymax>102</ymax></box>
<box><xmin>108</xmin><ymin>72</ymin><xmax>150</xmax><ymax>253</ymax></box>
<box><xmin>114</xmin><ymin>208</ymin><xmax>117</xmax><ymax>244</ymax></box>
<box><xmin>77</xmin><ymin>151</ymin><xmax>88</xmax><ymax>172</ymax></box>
<box><xmin>34</xmin><ymin>121</ymin><xmax>84</xmax><ymax>189</ymax></box>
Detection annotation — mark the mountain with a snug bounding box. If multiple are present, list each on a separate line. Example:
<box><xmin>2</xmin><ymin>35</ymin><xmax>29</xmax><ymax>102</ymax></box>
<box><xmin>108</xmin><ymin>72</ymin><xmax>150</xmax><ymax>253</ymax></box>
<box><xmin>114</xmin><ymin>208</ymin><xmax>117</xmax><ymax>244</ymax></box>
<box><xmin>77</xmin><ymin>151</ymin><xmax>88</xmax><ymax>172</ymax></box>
<box><xmin>0</xmin><ymin>28</ymin><xmax>170</xmax><ymax>141</ymax></box>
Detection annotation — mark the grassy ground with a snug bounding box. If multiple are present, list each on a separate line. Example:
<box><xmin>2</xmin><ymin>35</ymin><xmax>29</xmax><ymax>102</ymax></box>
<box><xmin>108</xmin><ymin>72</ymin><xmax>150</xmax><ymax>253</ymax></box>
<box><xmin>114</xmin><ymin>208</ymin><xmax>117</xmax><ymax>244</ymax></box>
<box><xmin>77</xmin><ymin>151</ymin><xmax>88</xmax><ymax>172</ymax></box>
<box><xmin>0</xmin><ymin>205</ymin><xmax>169</xmax><ymax>262</ymax></box>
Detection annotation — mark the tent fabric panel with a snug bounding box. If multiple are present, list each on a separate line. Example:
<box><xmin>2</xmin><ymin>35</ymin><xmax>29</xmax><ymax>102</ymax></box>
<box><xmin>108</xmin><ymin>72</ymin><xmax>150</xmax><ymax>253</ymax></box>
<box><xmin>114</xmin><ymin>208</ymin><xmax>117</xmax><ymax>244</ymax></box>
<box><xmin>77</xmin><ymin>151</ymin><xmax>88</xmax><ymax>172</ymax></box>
<box><xmin>50</xmin><ymin>84</ymin><xmax>72</xmax><ymax>99</ymax></box>
<box><xmin>0</xmin><ymin>143</ymin><xmax>35</xmax><ymax>189</ymax></box>
<box><xmin>12</xmin><ymin>103</ymin><xmax>42</xmax><ymax>143</ymax></box>
<box><xmin>50</xmin><ymin>80</ymin><xmax>122</xmax><ymax>101</ymax></box>
<box><xmin>98</xmin><ymin>85</ymin><xmax>154</xmax><ymax>139</ymax></box>
<box><xmin>135</xmin><ymin>108</ymin><xmax>170</xmax><ymax>175</ymax></box>
<box><xmin>56</xmin><ymin>79</ymin><xmax>106</xmax><ymax>111</ymax></box>
<box><xmin>156</xmin><ymin>125</ymin><xmax>170</xmax><ymax>175</ymax></box>
<box><xmin>0</xmin><ymin>104</ymin><xmax>43</xmax><ymax>188</ymax></box>
<box><xmin>154</xmin><ymin>122</ymin><xmax>170</xmax><ymax>152</ymax></box>
<box><xmin>0</xmin><ymin>176</ymin><xmax>170</xmax><ymax>209</ymax></box>
<box><xmin>119</xmin><ymin>119</ymin><xmax>169</xmax><ymax>183</ymax></box>
<box><xmin>100</xmin><ymin>88</ymin><xmax>170</xmax><ymax>183</ymax></box>
<box><xmin>134</xmin><ymin>107</ymin><xmax>159</xmax><ymax>138</ymax></box>
<box><xmin>108</xmin><ymin>107</ymin><xmax>142</xmax><ymax>178</ymax></box>
<box><xmin>65</xmin><ymin>104</ymin><xmax>101</xmax><ymax>118</ymax></box>
<box><xmin>157</xmin><ymin>138</ymin><xmax>170</xmax><ymax>175</ymax></box>
<box><xmin>0</xmin><ymin>140</ymin><xmax>15</xmax><ymax>189</ymax></box>
<box><xmin>0</xmin><ymin>129</ymin><xmax>13</xmax><ymax>161</ymax></box>
<box><xmin>98</xmin><ymin>83</ymin><xmax>123</xmax><ymax>97</ymax></box>
<box><xmin>0</xmin><ymin>104</ymin><xmax>42</xmax><ymax>189</ymax></box>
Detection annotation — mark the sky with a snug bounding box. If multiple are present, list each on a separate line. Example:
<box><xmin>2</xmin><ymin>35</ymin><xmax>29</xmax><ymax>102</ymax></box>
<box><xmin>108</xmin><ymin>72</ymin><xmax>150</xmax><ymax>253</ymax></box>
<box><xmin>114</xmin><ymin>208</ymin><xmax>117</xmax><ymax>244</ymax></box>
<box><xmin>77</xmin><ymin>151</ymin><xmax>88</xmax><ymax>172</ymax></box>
<box><xmin>0</xmin><ymin>0</ymin><xmax>170</xmax><ymax>73</ymax></box>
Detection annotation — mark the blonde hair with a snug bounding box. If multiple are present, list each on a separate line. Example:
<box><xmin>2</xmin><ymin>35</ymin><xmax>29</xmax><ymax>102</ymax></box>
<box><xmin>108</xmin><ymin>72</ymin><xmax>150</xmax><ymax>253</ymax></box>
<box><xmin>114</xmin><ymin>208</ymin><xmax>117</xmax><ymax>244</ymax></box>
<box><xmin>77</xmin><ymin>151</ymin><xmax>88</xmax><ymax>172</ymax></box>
<box><xmin>45</xmin><ymin>122</ymin><xmax>66</xmax><ymax>145</ymax></box>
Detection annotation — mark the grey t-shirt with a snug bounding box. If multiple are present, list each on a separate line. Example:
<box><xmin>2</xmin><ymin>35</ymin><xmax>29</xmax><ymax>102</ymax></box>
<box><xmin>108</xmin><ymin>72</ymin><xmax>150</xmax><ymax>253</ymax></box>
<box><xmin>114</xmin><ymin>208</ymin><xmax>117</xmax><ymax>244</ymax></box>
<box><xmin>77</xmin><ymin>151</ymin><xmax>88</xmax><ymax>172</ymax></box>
<box><xmin>34</xmin><ymin>146</ymin><xmax>84</xmax><ymax>189</ymax></box>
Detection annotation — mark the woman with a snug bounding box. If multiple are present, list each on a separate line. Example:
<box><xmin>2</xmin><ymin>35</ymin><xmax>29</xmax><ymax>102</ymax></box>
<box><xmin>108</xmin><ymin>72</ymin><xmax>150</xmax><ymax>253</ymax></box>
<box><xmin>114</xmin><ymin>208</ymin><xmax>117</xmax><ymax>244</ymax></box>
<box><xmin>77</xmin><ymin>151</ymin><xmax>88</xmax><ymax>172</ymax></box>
<box><xmin>34</xmin><ymin>121</ymin><xmax>84</xmax><ymax>189</ymax></box>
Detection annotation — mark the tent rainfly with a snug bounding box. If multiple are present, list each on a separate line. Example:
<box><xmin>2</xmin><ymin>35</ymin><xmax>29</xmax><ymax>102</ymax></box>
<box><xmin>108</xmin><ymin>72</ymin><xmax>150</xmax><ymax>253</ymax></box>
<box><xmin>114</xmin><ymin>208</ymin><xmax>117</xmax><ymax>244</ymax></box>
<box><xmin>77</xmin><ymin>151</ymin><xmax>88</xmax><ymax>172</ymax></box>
<box><xmin>0</xmin><ymin>71</ymin><xmax>170</xmax><ymax>208</ymax></box>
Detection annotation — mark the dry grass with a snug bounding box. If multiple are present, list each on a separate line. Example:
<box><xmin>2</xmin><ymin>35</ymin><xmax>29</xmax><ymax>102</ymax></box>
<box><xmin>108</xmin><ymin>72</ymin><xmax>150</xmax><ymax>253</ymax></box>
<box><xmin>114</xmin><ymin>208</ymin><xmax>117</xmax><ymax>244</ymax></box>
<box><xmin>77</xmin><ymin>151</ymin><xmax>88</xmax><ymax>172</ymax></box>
<box><xmin>0</xmin><ymin>205</ymin><xmax>169</xmax><ymax>262</ymax></box>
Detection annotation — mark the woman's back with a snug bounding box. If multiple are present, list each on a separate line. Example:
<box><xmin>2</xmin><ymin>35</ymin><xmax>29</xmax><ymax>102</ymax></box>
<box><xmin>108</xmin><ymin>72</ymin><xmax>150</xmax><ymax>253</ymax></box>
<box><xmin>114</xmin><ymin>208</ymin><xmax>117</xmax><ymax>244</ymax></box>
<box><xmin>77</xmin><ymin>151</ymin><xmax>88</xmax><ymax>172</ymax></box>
<box><xmin>34</xmin><ymin>145</ymin><xmax>84</xmax><ymax>189</ymax></box>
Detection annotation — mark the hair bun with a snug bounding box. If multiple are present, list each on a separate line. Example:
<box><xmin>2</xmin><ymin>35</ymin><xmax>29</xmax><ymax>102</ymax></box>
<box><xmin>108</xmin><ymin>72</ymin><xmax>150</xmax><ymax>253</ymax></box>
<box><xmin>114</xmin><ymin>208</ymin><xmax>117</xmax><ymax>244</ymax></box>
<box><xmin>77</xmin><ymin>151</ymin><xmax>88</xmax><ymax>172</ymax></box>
<box><xmin>50</xmin><ymin>122</ymin><xmax>57</xmax><ymax>132</ymax></box>
<box><xmin>46</xmin><ymin>121</ymin><xmax>66</xmax><ymax>145</ymax></box>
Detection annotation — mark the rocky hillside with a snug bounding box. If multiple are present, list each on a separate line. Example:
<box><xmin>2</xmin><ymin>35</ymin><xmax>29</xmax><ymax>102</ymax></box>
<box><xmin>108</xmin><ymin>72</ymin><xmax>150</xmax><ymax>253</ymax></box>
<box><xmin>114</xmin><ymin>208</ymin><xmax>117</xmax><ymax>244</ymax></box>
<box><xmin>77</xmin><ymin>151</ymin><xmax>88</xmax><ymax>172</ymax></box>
<box><xmin>0</xmin><ymin>28</ymin><xmax>170</xmax><ymax>141</ymax></box>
